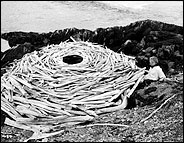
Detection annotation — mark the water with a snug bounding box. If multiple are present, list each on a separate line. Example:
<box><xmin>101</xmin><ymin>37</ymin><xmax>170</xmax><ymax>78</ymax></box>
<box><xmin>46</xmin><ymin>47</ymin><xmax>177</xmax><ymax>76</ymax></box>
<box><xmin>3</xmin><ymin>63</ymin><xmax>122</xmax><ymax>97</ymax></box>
<box><xmin>1</xmin><ymin>1</ymin><xmax>183</xmax><ymax>33</ymax></box>
<box><xmin>1</xmin><ymin>1</ymin><xmax>183</xmax><ymax>51</ymax></box>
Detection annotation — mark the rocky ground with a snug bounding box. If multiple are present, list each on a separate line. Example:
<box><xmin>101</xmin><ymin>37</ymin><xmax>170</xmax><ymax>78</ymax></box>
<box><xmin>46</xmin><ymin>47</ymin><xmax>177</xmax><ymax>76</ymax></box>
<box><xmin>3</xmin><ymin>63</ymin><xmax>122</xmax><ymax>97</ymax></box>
<box><xmin>1</xmin><ymin>19</ymin><xmax>183</xmax><ymax>142</ymax></box>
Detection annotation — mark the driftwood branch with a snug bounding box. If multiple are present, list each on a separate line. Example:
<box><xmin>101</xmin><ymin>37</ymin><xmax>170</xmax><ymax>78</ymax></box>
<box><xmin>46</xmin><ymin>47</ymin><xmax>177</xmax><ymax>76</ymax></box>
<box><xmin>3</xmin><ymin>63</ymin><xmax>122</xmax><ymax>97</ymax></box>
<box><xmin>76</xmin><ymin>123</ymin><xmax>130</xmax><ymax>128</ymax></box>
<box><xmin>140</xmin><ymin>94</ymin><xmax>177</xmax><ymax>123</ymax></box>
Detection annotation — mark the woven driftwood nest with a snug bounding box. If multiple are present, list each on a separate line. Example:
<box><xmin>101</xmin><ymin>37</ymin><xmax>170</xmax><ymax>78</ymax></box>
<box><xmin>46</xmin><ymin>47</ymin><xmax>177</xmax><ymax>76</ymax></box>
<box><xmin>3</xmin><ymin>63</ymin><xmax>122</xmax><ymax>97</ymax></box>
<box><xmin>1</xmin><ymin>39</ymin><xmax>145</xmax><ymax>140</ymax></box>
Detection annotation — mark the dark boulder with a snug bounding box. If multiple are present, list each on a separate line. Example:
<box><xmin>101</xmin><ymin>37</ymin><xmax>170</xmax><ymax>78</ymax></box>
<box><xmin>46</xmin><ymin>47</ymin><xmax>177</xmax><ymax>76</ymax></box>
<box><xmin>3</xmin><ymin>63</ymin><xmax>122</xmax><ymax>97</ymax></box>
<box><xmin>135</xmin><ymin>55</ymin><xmax>149</xmax><ymax>69</ymax></box>
<box><xmin>1</xmin><ymin>31</ymin><xmax>51</xmax><ymax>48</ymax></box>
<box><xmin>1</xmin><ymin>42</ymin><xmax>35</xmax><ymax>67</ymax></box>
<box><xmin>121</xmin><ymin>40</ymin><xmax>141</xmax><ymax>56</ymax></box>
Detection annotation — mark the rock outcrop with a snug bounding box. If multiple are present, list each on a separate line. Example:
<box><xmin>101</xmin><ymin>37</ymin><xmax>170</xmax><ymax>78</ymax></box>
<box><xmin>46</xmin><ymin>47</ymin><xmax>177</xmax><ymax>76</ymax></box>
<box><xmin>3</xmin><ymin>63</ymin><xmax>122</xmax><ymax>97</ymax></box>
<box><xmin>1</xmin><ymin>19</ymin><xmax>183</xmax><ymax>75</ymax></box>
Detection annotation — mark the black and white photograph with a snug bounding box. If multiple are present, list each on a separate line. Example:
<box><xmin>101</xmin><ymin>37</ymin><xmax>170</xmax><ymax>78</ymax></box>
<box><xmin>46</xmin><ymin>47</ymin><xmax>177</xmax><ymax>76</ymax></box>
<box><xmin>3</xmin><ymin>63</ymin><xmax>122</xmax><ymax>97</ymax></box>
<box><xmin>1</xmin><ymin>1</ymin><xmax>183</xmax><ymax>142</ymax></box>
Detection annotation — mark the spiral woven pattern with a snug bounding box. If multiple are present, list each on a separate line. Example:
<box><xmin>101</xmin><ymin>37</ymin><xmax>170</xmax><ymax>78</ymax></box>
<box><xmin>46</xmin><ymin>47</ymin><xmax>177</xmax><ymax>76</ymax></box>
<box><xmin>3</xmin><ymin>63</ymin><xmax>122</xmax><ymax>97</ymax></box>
<box><xmin>1</xmin><ymin>41</ymin><xmax>145</xmax><ymax>140</ymax></box>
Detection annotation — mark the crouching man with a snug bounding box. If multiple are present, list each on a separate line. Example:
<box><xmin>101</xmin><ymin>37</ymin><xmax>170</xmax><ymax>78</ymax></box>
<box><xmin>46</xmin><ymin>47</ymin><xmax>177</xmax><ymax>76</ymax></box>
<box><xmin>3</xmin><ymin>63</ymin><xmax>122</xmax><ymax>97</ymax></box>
<box><xmin>127</xmin><ymin>56</ymin><xmax>167</xmax><ymax>108</ymax></box>
<box><xmin>142</xmin><ymin>56</ymin><xmax>166</xmax><ymax>85</ymax></box>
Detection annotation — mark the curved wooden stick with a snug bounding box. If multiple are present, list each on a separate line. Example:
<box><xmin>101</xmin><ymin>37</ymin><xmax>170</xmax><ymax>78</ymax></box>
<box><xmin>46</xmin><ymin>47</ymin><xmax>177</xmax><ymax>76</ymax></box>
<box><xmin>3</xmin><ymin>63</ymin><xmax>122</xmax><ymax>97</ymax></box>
<box><xmin>140</xmin><ymin>94</ymin><xmax>177</xmax><ymax>123</ymax></box>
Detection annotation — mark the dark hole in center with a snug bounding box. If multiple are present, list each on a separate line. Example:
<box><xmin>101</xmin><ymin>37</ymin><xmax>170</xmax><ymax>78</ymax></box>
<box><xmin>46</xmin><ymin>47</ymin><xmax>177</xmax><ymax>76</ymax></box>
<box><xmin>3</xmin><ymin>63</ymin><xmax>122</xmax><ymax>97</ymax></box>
<box><xmin>63</xmin><ymin>55</ymin><xmax>83</xmax><ymax>64</ymax></box>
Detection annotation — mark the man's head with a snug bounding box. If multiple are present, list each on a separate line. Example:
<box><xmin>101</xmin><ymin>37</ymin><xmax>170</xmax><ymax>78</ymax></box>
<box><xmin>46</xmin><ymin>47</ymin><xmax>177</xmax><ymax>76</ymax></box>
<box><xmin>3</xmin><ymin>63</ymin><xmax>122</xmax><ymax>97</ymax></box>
<box><xmin>149</xmin><ymin>56</ymin><xmax>158</xmax><ymax>67</ymax></box>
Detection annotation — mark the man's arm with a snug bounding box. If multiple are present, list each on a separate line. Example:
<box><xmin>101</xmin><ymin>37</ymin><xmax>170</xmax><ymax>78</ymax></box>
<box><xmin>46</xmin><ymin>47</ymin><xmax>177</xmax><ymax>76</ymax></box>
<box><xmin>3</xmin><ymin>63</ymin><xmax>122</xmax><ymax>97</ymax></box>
<box><xmin>157</xmin><ymin>67</ymin><xmax>166</xmax><ymax>81</ymax></box>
